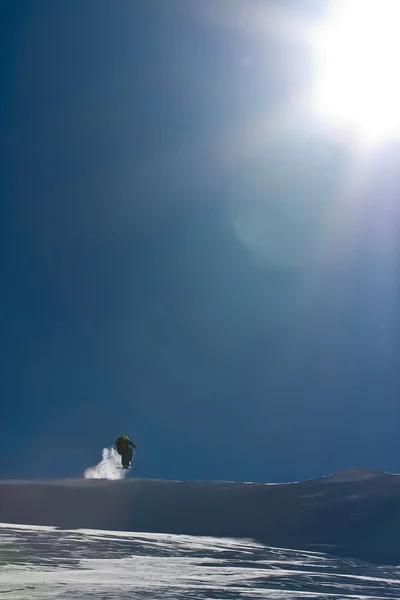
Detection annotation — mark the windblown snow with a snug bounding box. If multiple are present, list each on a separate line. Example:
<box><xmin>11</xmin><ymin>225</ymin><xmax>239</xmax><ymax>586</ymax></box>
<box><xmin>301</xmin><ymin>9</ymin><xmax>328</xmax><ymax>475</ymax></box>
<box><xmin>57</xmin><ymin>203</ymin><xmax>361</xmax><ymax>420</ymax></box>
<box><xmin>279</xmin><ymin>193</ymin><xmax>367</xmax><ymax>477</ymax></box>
<box><xmin>2</xmin><ymin>523</ymin><xmax>400</xmax><ymax>599</ymax></box>
<box><xmin>1</xmin><ymin>467</ymin><xmax>400</xmax><ymax>597</ymax></box>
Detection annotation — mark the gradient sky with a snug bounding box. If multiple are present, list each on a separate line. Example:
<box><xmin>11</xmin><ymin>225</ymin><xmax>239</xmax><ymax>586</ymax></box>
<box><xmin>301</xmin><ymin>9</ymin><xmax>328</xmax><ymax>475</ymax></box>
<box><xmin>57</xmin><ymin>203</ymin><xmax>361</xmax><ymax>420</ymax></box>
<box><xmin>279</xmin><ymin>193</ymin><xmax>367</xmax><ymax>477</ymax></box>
<box><xmin>0</xmin><ymin>0</ymin><xmax>398</xmax><ymax>482</ymax></box>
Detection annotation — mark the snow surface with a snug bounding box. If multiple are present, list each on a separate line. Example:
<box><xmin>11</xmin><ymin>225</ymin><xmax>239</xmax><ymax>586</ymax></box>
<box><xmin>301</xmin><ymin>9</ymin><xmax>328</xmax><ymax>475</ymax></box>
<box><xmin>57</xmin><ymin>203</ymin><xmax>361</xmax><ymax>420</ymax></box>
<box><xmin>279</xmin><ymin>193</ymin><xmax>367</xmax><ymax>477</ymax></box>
<box><xmin>1</xmin><ymin>459</ymin><xmax>400</xmax><ymax>566</ymax></box>
<box><xmin>1</xmin><ymin>523</ymin><xmax>400</xmax><ymax>599</ymax></box>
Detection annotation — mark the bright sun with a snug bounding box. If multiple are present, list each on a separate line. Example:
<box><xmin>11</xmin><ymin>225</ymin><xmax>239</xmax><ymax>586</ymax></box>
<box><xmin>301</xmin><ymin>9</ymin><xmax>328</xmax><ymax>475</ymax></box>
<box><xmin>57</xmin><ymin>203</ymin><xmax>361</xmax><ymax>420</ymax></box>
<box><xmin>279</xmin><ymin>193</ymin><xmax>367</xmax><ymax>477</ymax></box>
<box><xmin>310</xmin><ymin>0</ymin><xmax>400</xmax><ymax>145</ymax></box>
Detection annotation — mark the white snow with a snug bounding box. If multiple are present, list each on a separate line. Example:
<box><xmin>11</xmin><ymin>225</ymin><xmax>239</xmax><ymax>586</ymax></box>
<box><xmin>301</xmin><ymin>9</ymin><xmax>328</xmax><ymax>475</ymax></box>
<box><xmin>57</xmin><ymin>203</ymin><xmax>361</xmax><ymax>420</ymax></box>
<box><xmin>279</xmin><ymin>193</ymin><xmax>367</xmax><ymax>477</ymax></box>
<box><xmin>84</xmin><ymin>447</ymin><xmax>127</xmax><ymax>480</ymax></box>
<box><xmin>1</xmin><ymin>466</ymin><xmax>400</xmax><ymax>593</ymax></box>
<box><xmin>1</xmin><ymin>523</ymin><xmax>400</xmax><ymax>599</ymax></box>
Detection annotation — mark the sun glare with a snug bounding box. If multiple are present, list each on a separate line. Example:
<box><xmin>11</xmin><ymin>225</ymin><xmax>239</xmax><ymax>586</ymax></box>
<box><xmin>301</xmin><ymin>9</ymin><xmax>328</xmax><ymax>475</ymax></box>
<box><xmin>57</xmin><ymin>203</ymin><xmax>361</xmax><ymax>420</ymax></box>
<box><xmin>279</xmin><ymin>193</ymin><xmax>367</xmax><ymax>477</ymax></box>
<box><xmin>311</xmin><ymin>0</ymin><xmax>400</xmax><ymax>145</ymax></box>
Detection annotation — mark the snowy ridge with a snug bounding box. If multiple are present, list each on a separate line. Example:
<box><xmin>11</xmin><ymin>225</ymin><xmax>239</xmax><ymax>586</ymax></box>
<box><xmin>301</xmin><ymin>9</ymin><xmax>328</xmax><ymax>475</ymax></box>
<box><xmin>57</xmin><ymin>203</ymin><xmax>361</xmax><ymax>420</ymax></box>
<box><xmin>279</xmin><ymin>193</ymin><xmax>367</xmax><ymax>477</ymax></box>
<box><xmin>1</xmin><ymin>468</ymin><xmax>400</xmax><ymax>565</ymax></box>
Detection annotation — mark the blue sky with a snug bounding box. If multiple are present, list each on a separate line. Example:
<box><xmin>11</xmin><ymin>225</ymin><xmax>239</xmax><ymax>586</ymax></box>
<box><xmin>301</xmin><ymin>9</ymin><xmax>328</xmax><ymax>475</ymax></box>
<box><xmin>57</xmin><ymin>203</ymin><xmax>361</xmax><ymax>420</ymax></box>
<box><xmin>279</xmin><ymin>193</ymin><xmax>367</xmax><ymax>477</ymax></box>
<box><xmin>0</xmin><ymin>0</ymin><xmax>398</xmax><ymax>481</ymax></box>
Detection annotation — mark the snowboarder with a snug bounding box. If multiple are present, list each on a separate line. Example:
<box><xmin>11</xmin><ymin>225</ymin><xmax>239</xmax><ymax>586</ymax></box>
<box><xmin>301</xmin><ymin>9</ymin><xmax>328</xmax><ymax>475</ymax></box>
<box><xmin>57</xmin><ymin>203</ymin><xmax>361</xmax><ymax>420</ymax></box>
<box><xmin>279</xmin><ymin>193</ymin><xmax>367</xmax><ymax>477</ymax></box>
<box><xmin>114</xmin><ymin>435</ymin><xmax>136</xmax><ymax>469</ymax></box>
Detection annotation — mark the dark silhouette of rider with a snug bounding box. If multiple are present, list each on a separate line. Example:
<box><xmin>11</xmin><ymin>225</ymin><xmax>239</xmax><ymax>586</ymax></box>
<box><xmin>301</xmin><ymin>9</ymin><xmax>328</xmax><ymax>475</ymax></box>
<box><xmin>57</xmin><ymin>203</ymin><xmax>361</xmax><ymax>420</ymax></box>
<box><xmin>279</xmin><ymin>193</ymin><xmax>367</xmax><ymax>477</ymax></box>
<box><xmin>114</xmin><ymin>435</ymin><xmax>136</xmax><ymax>469</ymax></box>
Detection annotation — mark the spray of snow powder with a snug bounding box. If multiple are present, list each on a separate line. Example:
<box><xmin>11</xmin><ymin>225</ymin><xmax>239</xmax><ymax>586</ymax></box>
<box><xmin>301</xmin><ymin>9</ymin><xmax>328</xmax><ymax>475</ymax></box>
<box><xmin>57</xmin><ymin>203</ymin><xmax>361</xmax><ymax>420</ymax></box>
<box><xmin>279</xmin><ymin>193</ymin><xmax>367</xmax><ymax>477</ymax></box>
<box><xmin>84</xmin><ymin>447</ymin><xmax>127</xmax><ymax>480</ymax></box>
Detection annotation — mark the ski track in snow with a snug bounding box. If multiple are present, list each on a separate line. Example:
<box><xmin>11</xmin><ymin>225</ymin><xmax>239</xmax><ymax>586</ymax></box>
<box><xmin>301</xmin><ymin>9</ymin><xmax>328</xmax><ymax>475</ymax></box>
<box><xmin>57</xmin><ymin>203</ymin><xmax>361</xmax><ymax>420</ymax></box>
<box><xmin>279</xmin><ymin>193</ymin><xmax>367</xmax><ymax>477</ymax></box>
<box><xmin>1</xmin><ymin>524</ymin><xmax>400</xmax><ymax>599</ymax></box>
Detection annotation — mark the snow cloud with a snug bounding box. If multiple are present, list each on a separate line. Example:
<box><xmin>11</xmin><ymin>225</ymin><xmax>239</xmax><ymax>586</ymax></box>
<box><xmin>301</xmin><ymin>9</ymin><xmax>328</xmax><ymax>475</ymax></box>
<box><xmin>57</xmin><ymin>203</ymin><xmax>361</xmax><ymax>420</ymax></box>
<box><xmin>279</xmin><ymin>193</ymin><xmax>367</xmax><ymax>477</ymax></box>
<box><xmin>84</xmin><ymin>447</ymin><xmax>127</xmax><ymax>480</ymax></box>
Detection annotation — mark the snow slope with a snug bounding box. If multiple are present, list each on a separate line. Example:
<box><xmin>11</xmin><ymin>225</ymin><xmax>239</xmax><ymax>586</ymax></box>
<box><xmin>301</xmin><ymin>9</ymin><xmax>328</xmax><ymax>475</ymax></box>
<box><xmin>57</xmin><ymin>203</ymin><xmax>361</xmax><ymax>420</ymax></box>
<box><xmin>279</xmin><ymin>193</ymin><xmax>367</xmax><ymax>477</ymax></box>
<box><xmin>1</xmin><ymin>468</ymin><xmax>400</xmax><ymax>565</ymax></box>
<box><xmin>1</xmin><ymin>523</ymin><xmax>400</xmax><ymax>599</ymax></box>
